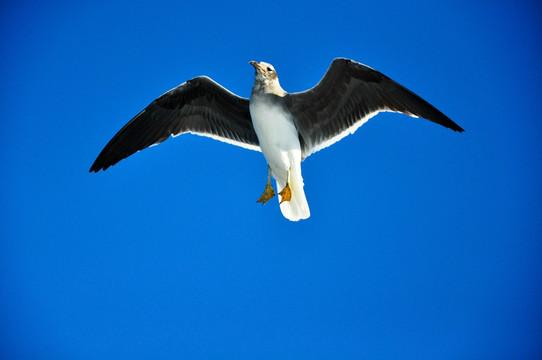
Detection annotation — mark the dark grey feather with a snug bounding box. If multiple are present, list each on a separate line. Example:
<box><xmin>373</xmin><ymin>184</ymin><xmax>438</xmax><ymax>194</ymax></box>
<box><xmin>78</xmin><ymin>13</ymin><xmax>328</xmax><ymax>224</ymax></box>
<box><xmin>89</xmin><ymin>76</ymin><xmax>258</xmax><ymax>172</ymax></box>
<box><xmin>284</xmin><ymin>58</ymin><xmax>464</xmax><ymax>158</ymax></box>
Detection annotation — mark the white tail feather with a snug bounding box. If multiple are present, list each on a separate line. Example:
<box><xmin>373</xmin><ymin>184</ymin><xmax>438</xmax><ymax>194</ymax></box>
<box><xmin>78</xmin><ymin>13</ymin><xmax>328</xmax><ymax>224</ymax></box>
<box><xmin>276</xmin><ymin>166</ymin><xmax>310</xmax><ymax>221</ymax></box>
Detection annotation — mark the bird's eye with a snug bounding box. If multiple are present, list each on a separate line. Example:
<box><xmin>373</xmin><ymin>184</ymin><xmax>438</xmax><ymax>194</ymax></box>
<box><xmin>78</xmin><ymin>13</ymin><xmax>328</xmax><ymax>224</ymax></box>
<box><xmin>267</xmin><ymin>67</ymin><xmax>273</xmax><ymax>72</ymax></box>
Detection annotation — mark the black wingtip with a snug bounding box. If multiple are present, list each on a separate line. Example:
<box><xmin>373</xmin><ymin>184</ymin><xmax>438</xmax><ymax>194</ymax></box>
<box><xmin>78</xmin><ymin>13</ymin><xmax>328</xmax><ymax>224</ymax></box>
<box><xmin>444</xmin><ymin>119</ymin><xmax>465</xmax><ymax>133</ymax></box>
<box><xmin>88</xmin><ymin>159</ymin><xmax>109</xmax><ymax>173</ymax></box>
<box><xmin>450</xmin><ymin>123</ymin><xmax>465</xmax><ymax>133</ymax></box>
<box><xmin>420</xmin><ymin>105</ymin><xmax>464</xmax><ymax>133</ymax></box>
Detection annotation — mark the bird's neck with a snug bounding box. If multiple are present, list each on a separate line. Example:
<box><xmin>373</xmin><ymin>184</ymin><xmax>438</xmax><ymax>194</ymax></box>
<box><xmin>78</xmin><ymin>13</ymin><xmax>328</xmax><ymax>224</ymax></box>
<box><xmin>252</xmin><ymin>78</ymin><xmax>286</xmax><ymax>97</ymax></box>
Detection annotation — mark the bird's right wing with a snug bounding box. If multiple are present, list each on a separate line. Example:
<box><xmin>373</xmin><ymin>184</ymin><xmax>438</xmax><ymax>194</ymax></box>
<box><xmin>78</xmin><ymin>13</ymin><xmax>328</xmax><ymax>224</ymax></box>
<box><xmin>90</xmin><ymin>76</ymin><xmax>259</xmax><ymax>172</ymax></box>
<box><xmin>285</xmin><ymin>58</ymin><xmax>464</xmax><ymax>159</ymax></box>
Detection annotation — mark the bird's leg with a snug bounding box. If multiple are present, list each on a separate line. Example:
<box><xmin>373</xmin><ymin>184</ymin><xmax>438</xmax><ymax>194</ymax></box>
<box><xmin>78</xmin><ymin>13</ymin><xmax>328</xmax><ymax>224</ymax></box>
<box><xmin>279</xmin><ymin>168</ymin><xmax>292</xmax><ymax>204</ymax></box>
<box><xmin>257</xmin><ymin>166</ymin><xmax>275</xmax><ymax>204</ymax></box>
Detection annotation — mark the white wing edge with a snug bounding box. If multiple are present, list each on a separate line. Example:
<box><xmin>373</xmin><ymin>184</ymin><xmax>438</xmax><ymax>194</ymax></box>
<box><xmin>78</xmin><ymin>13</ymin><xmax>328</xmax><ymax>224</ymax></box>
<box><xmin>171</xmin><ymin>131</ymin><xmax>261</xmax><ymax>152</ymax></box>
<box><xmin>303</xmin><ymin>110</ymin><xmax>411</xmax><ymax>158</ymax></box>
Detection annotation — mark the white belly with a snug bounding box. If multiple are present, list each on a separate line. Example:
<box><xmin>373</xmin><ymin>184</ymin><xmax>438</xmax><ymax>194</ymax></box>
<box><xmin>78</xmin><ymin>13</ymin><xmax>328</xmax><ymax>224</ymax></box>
<box><xmin>249</xmin><ymin>95</ymin><xmax>310</xmax><ymax>221</ymax></box>
<box><xmin>249</xmin><ymin>98</ymin><xmax>301</xmax><ymax>182</ymax></box>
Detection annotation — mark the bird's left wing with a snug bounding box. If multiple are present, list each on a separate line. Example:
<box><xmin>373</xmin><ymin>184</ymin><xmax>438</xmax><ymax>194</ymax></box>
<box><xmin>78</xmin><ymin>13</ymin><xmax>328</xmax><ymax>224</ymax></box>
<box><xmin>90</xmin><ymin>76</ymin><xmax>259</xmax><ymax>172</ymax></box>
<box><xmin>284</xmin><ymin>58</ymin><xmax>464</xmax><ymax>159</ymax></box>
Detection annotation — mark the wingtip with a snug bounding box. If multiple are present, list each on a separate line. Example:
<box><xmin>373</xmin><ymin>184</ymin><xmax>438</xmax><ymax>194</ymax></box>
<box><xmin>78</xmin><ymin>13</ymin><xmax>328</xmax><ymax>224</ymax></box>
<box><xmin>452</xmin><ymin>124</ymin><xmax>465</xmax><ymax>133</ymax></box>
<box><xmin>89</xmin><ymin>162</ymin><xmax>107</xmax><ymax>173</ymax></box>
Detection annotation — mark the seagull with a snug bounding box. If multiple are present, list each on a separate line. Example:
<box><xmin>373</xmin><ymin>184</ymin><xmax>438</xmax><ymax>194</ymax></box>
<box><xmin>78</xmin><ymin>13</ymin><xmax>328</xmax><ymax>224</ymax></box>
<box><xmin>90</xmin><ymin>58</ymin><xmax>464</xmax><ymax>221</ymax></box>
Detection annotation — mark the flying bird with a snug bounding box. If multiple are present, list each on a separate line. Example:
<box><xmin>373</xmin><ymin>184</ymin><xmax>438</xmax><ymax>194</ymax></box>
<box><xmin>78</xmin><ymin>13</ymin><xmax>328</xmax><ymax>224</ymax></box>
<box><xmin>90</xmin><ymin>58</ymin><xmax>464</xmax><ymax>221</ymax></box>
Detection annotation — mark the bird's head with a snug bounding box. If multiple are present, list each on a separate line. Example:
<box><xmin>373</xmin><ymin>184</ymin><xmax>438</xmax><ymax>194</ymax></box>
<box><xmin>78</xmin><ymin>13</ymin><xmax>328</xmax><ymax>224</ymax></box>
<box><xmin>249</xmin><ymin>60</ymin><xmax>285</xmax><ymax>96</ymax></box>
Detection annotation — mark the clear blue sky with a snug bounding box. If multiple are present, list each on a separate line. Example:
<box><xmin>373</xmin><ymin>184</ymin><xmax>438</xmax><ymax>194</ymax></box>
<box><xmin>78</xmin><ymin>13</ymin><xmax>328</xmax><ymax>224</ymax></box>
<box><xmin>1</xmin><ymin>1</ymin><xmax>541</xmax><ymax>359</ymax></box>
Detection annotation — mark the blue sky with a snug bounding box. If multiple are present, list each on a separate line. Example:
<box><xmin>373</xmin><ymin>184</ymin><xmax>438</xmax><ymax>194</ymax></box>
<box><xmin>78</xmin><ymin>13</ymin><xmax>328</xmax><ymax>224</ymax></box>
<box><xmin>1</xmin><ymin>0</ymin><xmax>541</xmax><ymax>358</ymax></box>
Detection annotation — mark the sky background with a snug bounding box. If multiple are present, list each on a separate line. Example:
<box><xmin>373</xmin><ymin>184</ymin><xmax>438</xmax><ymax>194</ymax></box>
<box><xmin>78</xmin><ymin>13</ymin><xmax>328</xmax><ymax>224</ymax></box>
<box><xmin>1</xmin><ymin>0</ymin><xmax>541</xmax><ymax>359</ymax></box>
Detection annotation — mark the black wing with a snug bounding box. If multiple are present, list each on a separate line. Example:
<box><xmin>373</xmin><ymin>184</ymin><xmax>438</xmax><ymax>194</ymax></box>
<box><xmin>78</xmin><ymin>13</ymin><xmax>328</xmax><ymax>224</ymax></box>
<box><xmin>89</xmin><ymin>76</ymin><xmax>259</xmax><ymax>172</ymax></box>
<box><xmin>284</xmin><ymin>58</ymin><xmax>464</xmax><ymax>159</ymax></box>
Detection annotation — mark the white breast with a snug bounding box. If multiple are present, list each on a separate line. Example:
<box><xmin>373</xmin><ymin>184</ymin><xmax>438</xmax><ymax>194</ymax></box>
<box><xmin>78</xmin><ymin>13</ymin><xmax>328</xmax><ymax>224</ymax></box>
<box><xmin>249</xmin><ymin>97</ymin><xmax>301</xmax><ymax>175</ymax></box>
